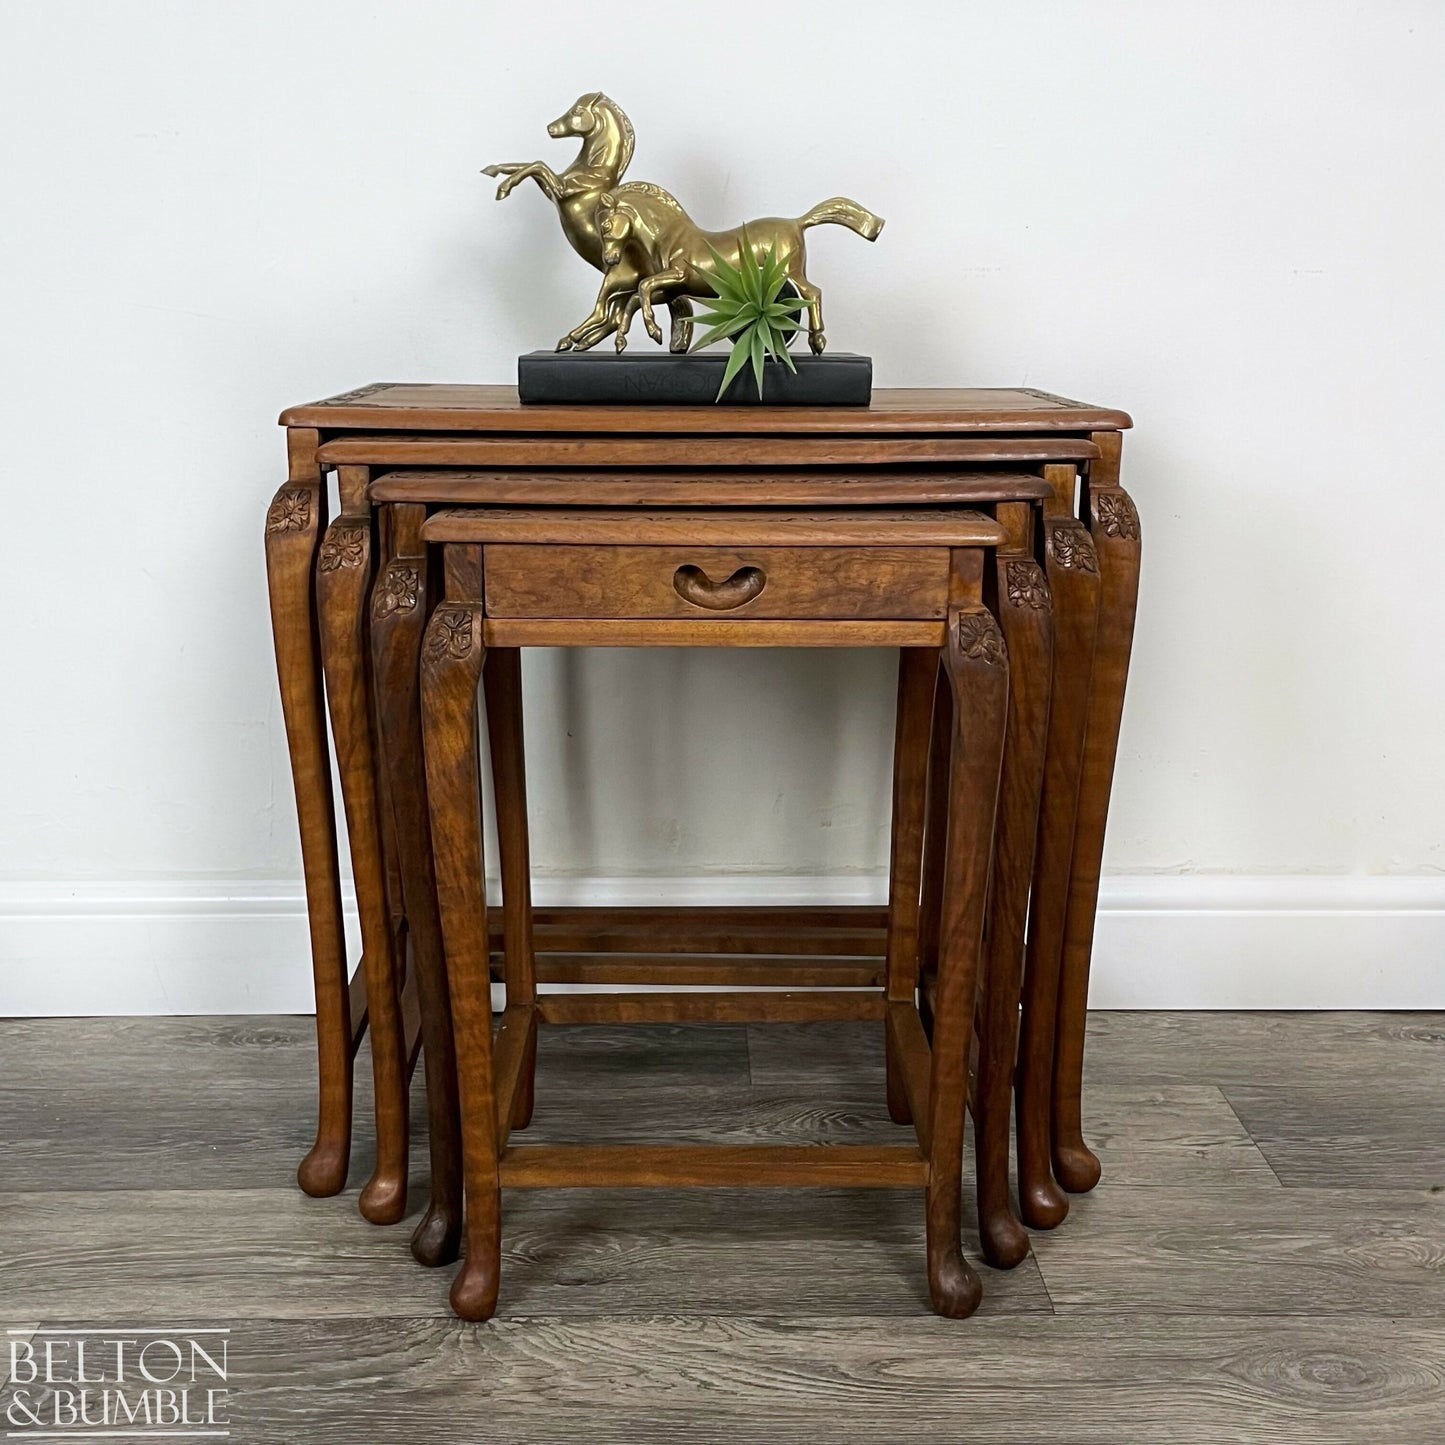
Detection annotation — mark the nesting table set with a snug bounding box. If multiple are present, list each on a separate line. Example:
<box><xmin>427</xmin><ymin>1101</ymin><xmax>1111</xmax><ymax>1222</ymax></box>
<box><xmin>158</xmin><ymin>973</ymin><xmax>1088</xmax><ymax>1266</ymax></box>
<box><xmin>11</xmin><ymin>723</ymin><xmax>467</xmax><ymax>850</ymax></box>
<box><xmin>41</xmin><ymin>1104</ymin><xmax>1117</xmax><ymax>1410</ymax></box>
<box><xmin>264</xmin><ymin>383</ymin><xmax>1140</xmax><ymax>1319</ymax></box>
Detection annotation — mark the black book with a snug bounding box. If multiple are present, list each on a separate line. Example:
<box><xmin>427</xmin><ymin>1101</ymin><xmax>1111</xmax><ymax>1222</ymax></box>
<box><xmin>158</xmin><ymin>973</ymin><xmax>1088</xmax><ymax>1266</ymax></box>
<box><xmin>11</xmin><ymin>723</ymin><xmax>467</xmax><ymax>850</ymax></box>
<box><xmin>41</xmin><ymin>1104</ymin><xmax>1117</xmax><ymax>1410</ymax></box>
<box><xmin>518</xmin><ymin>350</ymin><xmax>872</xmax><ymax>406</ymax></box>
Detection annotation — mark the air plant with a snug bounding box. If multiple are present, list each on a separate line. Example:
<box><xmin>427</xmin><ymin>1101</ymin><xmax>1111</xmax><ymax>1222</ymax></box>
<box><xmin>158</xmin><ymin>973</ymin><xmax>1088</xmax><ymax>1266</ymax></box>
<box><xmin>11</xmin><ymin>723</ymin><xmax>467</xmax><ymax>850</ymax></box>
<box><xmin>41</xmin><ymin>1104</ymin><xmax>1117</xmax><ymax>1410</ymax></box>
<box><xmin>690</xmin><ymin>236</ymin><xmax>803</xmax><ymax>400</ymax></box>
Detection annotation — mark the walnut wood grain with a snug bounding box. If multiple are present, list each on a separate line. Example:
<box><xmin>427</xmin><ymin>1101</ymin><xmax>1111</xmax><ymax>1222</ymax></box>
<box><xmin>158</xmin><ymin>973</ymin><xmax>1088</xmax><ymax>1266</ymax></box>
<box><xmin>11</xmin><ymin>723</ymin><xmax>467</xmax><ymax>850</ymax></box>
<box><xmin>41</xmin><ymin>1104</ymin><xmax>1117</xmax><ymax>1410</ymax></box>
<box><xmin>1053</xmin><ymin>441</ymin><xmax>1142</xmax><ymax>1195</ymax></box>
<box><xmin>885</xmin><ymin>1001</ymin><xmax>933</xmax><ymax>1153</ymax></box>
<box><xmin>974</xmin><ymin>507</ymin><xmax>1054</xmax><ymax>1268</ymax></box>
<box><xmin>524</xmin><ymin>953</ymin><xmax>886</xmax><ymax>987</ymax></box>
<box><xmin>537</xmin><ymin>991</ymin><xmax>887</xmax><ymax>1026</ymax></box>
<box><xmin>914</xmin><ymin>662</ymin><xmax>952</xmax><ymax>1040</ymax></box>
<box><xmin>490</xmin><ymin>905</ymin><xmax>887</xmax><ymax>956</ymax></box>
<box><xmin>372</xmin><ymin>506</ymin><xmax>407</xmax><ymax>965</ymax></box>
<box><xmin>496</xmin><ymin>1144</ymin><xmax>929</xmax><ymax>1189</ymax></box>
<box><xmin>263</xmin><ymin>432</ymin><xmax>354</xmax><ymax>1200</ymax></box>
<box><xmin>369</xmin><ymin>503</ymin><xmax>461</xmax><ymax>1267</ymax></box>
<box><xmin>415</xmin><ymin>527</ymin><xmax>1022</xmax><ymax>1318</ymax></box>
<box><xmin>483</xmin><ymin>618</ymin><xmax>948</xmax><ymax>648</ymax></box>
<box><xmin>369</xmin><ymin>465</ymin><xmax>1065</xmax><ymax>506</ymax></box>
<box><xmin>274</xmin><ymin>380</ymin><xmax>1139</xmax><ymax>1328</ymax></box>
<box><xmin>482</xmin><ymin>646</ymin><xmax>538</xmax><ymax>1133</ymax></box>
<box><xmin>926</xmin><ymin>556</ymin><xmax>1009</xmax><ymax>1318</ymax></box>
<box><xmin>285</xmin><ymin>383</ymin><xmax>1132</xmax><ymax>433</ymax></box>
<box><xmin>399</xmin><ymin>965</ymin><xmax>422</xmax><ymax>1068</ymax></box>
<box><xmin>883</xmin><ymin>647</ymin><xmax>939</xmax><ymax>1126</ymax></box>
<box><xmin>315</xmin><ymin>503</ymin><xmax>409</xmax><ymax>1227</ymax></box>
<box><xmin>484</xmin><ymin>545</ymin><xmax>950</xmax><ymax>620</ymax></box>
<box><xmin>347</xmin><ymin>968</ymin><xmax>369</xmax><ymax>1054</ymax></box>
<box><xmin>327</xmin><ymin>435</ymin><xmax>1108</xmax><ymax>468</ymax></box>
<box><xmin>486</xmin><ymin>906</ymin><xmax>886</xmax><ymax>959</ymax></box>
<box><xmin>425</xmin><ymin>506</ymin><xmax>1007</xmax><ymax>548</ymax></box>
<box><xmin>420</xmin><ymin>577</ymin><xmax>500</xmax><ymax>1322</ymax></box>
<box><xmin>673</xmin><ymin>562</ymin><xmax>766</xmax><ymax>610</ymax></box>
<box><xmin>1016</xmin><ymin>470</ymin><xmax>1103</xmax><ymax>1231</ymax></box>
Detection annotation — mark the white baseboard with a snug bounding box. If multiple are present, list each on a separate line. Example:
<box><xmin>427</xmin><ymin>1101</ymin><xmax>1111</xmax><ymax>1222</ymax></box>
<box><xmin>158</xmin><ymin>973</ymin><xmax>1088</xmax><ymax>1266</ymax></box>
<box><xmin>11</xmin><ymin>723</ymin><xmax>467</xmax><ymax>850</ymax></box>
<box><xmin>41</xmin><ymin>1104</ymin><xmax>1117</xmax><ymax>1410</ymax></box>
<box><xmin>1</xmin><ymin>874</ymin><xmax>1442</xmax><ymax>1015</ymax></box>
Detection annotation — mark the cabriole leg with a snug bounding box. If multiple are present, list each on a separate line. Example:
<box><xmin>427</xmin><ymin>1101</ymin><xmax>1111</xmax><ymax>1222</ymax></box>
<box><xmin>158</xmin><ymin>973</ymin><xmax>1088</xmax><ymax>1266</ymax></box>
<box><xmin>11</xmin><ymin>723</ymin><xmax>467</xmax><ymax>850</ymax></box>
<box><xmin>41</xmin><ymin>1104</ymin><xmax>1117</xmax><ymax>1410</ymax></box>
<box><xmin>1016</xmin><ymin>471</ymin><xmax>1101</xmax><ymax>1230</ymax></box>
<box><xmin>264</xmin><ymin>442</ymin><xmax>353</xmax><ymax>1198</ymax></box>
<box><xmin>317</xmin><ymin>482</ymin><xmax>408</xmax><ymax>1226</ymax></box>
<box><xmin>371</xmin><ymin>504</ymin><xmax>462</xmax><ymax>1264</ymax></box>
<box><xmin>926</xmin><ymin>555</ymin><xmax>1008</xmax><ymax>1319</ymax></box>
<box><xmin>974</xmin><ymin>510</ymin><xmax>1054</xmax><ymax>1268</ymax></box>
<box><xmin>422</xmin><ymin>562</ymin><xmax>502</xmax><ymax>1322</ymax></box>
<box><xmin>1053</xmin><ymin>438</ymin><xmax>1141</xmax><ymax>1193</ymax></box>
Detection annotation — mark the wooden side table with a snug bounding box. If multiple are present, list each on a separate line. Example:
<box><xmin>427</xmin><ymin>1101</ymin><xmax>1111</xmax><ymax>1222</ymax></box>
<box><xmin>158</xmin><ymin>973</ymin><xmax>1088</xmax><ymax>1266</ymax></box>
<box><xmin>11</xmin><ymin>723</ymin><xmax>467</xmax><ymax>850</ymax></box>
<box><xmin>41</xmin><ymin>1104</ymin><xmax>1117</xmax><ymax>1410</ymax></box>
<box><xmin>417</xmin><ymin>503</ymin><xmax>1012</xmax><ymax>1319</ymax></box>
<box><xmin>265</xmin><ymin>387</ymin><xmax>1139</xmax><ymax>1262</ymax></box>
<box><xmin>368</xmin><ymin>468</ymin><xmax>1060</xmax><ymax>1274</ymax></box>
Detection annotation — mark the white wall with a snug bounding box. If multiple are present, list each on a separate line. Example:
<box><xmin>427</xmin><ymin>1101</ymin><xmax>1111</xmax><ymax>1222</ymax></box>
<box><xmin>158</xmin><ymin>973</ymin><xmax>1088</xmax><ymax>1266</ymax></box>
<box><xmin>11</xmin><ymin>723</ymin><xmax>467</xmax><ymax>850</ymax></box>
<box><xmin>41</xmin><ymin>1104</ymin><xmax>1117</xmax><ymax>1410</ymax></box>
<box><xmin>3</xmin><ymin>1</ymin><xmax>1443</xmax><ymax>1010</ymax></box>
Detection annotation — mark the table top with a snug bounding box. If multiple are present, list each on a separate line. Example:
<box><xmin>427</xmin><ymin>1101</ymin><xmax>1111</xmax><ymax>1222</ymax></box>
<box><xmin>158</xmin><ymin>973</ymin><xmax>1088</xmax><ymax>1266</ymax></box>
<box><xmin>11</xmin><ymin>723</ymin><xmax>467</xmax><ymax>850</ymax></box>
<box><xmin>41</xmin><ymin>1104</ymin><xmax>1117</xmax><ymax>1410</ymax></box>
<box><xmin>281</xmin><ymin>384</ymin><xmax>1131</xmax><ymax>435</ymax></box>
<box><xmin>369</xmin><ymin>468</ymin><xmax>1054</xmax><ymax>509</ymax></box>
<box><xmin>422</xmin><ymin>506</ymin><xmax>1009</xmax><ymax>548</ymax></box>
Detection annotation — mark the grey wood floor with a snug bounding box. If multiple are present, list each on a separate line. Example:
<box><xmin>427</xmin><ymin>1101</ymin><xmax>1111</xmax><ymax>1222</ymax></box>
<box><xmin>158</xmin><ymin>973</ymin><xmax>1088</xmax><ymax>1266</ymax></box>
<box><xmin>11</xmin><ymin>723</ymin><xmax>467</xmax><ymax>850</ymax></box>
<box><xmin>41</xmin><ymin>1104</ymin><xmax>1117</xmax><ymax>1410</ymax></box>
<box><xmin>2</xmin><ymin>1011</ymin><xmax>1443</xmax><ymax>1442</ymax></box>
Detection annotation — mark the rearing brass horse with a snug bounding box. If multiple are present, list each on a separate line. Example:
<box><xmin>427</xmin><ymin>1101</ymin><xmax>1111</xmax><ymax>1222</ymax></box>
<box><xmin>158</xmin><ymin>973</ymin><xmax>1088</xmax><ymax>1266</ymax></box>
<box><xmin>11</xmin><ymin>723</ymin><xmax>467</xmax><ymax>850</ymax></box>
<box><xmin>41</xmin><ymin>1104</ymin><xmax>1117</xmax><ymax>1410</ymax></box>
<box><xmin>482</xmin><ymin>93</ymin><xmax>693</xmax><ymax>350</ymax></box>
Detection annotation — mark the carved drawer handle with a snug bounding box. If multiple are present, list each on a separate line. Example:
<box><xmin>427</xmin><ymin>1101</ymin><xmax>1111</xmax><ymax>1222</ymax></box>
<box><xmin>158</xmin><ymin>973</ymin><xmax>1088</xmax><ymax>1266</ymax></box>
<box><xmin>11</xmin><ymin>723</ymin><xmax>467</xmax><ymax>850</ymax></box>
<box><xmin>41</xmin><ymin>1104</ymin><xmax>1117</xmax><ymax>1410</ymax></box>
<box><xmin>673</xmin><ymin>563</ymin><xmax>767</xmax><ymax>611</ymax></box>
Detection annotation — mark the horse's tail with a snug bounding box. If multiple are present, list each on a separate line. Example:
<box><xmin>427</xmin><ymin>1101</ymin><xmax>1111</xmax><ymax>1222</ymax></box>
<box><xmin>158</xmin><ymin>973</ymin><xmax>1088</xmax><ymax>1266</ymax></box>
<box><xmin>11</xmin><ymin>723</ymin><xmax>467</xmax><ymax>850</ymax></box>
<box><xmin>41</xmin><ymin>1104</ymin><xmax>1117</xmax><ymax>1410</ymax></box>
<box><xmin>798</xmin><ymin>196</ymin><xmax>885</xmax><ymax>241</ymax></box>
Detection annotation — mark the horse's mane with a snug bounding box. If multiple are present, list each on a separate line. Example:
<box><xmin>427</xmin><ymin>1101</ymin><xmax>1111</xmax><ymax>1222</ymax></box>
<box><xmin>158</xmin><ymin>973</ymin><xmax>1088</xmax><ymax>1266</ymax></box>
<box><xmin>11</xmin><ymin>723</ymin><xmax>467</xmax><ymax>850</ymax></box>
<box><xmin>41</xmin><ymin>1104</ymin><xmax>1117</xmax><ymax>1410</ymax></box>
<box><xmin>615</xmin><ymin>180</ymin><xmax>684</xmax><ymax>212</ymax></box>
<box><xmin>589</xmin><ymin>93</ymin><xmax>635</xmax><ymax>177</ymax></box>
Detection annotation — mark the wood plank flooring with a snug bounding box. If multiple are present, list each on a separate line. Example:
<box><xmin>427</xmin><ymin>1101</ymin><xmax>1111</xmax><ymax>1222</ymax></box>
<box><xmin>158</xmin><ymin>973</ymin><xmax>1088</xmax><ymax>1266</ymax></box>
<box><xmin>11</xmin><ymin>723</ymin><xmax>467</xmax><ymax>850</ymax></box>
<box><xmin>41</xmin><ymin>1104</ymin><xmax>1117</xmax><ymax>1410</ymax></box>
<box><xmin>1</xmin><ymin>1011</ymin><xmax>1442</xmax><ymax>1441</ymax></box>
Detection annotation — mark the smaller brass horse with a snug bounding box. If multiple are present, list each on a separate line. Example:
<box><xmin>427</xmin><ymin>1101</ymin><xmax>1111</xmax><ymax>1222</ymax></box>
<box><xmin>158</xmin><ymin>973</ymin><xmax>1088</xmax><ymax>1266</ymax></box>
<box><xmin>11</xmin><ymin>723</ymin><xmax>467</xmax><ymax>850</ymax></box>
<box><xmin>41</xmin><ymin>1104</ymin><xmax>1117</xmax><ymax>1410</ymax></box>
<box><xmin>575</xmin><ymin>186</ymin><xmax>883</xmax><ymax>355</ymax></box>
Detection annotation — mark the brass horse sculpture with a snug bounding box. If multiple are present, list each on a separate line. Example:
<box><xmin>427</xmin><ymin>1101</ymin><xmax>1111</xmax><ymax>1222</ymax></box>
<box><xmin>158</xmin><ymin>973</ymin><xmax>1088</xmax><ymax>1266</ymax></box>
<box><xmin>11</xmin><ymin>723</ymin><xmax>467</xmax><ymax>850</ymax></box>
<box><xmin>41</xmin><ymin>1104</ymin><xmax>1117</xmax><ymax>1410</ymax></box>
<box><xmin>586</xmin><ymin>186</ymin><xmax>884</xmax><ymax>356</ymax></box>
<box><xmin>482</xmin><ymin>93</ymin><xmax>694</xmax><ymax>350</ymax></box>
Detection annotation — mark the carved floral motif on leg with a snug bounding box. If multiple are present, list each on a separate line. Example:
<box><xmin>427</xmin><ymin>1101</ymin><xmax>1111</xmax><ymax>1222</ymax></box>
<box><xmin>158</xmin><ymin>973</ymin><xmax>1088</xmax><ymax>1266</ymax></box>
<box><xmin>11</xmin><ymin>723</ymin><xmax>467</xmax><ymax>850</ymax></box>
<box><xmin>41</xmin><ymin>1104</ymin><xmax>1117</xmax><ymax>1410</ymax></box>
<box><xmin>374</xmin><ymin>562</ymin><xmax>421</xmax><ymax>618</ymax></box>
<box><xmin>425</xmin><ymin>607</ymin><xmax>476</xmax><ymax>662</ymax></box>
<box><xmin>956</xmin><ymin>611</ymin><xmax>1007</xmax><ymax>665</ymax></box>
<box><xmin>1051</xmin><ymin>521</ymin><xmax>1098</xmax><ymax>574</ymax></box>
<box><xmin>318</xmin><ymin>523</ymin><xmax>368</xmax><ymax>572</ymax></box>
<box><xmin>1006</xmin><ymin>559</ymin><xmax>1050</xmax><ymax>610</ymax></box>
<box><xmin>1093</xmin><ymin>490</ymin><xmax>1140</xmax><ymax>540</ymax></box>
<box><xmin>266</xmin><ymin>488</ymin><xmax>312</xmax><ymax>534</ymax></box>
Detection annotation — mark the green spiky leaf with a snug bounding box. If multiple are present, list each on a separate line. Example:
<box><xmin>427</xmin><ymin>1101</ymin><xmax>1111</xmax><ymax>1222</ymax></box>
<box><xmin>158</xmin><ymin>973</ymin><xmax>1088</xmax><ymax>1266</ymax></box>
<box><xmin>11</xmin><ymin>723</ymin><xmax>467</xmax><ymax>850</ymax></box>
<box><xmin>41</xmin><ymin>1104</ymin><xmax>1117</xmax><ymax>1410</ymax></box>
<box><xmin>689</xmin><ymin>241</ymin><xmax>803</xmax><ymax>398</ymax></box>
<box><xmin>695</xmin><ymin>297</ymin><xmax>744</xmax><ymax>315</ymax></box>
<box><xmin>715</xmin><ymin>330</ymin><xmax>754</xmax><ymax>401</ymax></box>
<box><xmin>690</xmin><ymin>306</ymin><xmax>744</xmax><ymax>331</ymax></box>
<box><xmin>703</xmin><ymin>244</ymin><xmax>750</xmax><ymax>304</ymax></box>
<box><xmin>742</xmin><ymin>242</ymin><xmax>767</xmax><ymax>308</ymax></box>
<box><xmin>691</xmin><ymin>317</ymin><xmax>748</xmax><ymax>353</ymax></box>
<box><xmin>769</xmin><ymin>324</ymin><xmax>798</xmax><ymax>372</ymax></box>
<box><xmin>748</xmin><ymin>325</ymin><xmax>766</xmax><ymax>398</ymax></box>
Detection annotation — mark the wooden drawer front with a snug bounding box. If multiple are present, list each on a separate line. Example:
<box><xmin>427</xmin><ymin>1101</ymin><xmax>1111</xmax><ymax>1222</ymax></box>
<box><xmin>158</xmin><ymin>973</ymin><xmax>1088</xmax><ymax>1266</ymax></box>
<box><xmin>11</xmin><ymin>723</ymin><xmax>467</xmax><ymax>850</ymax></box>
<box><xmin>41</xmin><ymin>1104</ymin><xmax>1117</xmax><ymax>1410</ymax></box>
<box><xmin>484</xmin><ymin>545</ymin><xmax>950</xmax><ymax>620</ymax></box>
